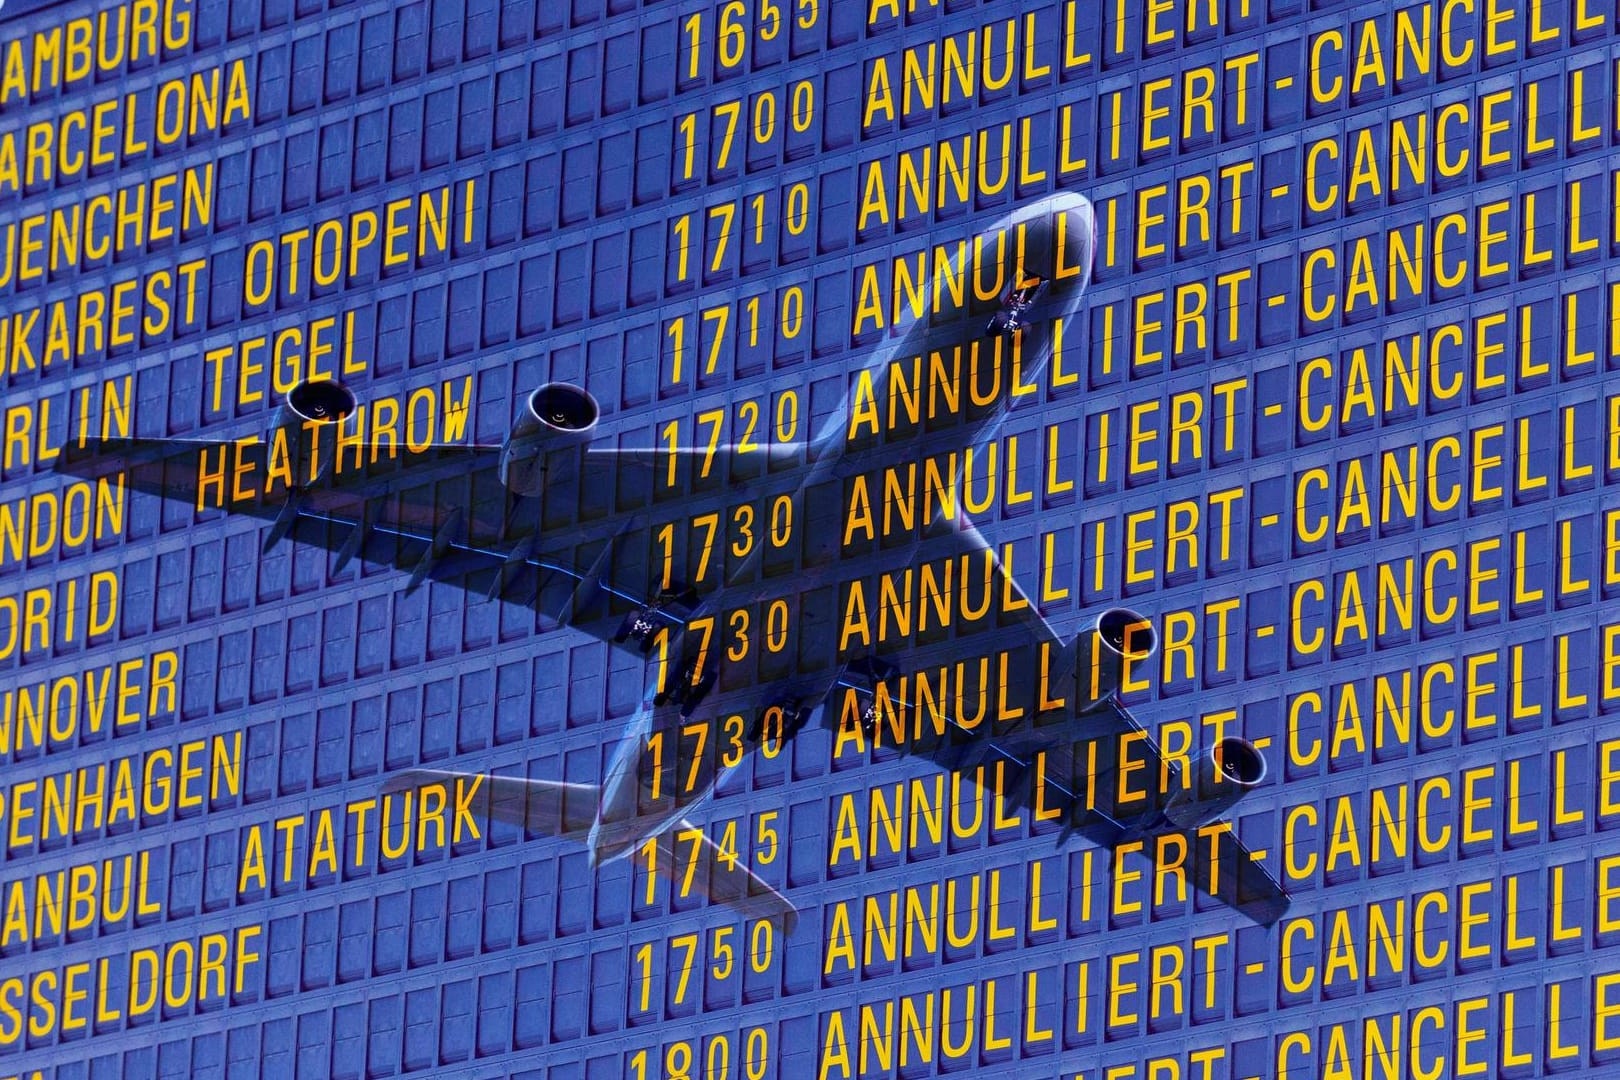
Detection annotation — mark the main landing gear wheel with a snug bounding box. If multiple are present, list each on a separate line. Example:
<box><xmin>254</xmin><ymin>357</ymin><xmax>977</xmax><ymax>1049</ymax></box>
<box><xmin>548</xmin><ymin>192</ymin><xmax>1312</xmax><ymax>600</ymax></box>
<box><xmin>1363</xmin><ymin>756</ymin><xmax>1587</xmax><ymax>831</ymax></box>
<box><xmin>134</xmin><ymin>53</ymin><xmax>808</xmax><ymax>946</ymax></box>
<box><xmin>654</xmin><ymin>657</ymin><xmax>716</xmax><ymax>716</ymax></box>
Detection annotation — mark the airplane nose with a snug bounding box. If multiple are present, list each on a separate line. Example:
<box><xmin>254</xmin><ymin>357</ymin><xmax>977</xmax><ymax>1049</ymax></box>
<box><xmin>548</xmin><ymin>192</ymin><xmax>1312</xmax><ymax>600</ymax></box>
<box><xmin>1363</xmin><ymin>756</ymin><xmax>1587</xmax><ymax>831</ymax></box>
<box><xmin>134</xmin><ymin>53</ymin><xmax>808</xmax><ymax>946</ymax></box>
<box><xmin>1018</xmin><ymin>192</ymin><xmax>1095</xmax><ymax>291</ymax></box>
<box><xmin>1039</xmin><ymin>190</ymin><xmax>1093</xmax><ymax>215</ymax></box>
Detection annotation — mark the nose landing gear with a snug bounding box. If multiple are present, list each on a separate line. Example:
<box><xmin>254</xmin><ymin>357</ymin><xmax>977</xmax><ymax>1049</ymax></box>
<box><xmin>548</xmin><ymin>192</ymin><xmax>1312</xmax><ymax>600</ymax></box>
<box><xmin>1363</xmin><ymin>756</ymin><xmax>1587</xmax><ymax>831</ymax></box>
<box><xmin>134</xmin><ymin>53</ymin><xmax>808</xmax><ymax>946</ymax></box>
<box><xmin>613</xmin><ymin>586</ymin><xmax>701</xmax><ymax>651</ymax></box>
<box><xmin>986</xmin><ymin>274</ymin><xmax>1046</xmax><ymax>337</ymax></box>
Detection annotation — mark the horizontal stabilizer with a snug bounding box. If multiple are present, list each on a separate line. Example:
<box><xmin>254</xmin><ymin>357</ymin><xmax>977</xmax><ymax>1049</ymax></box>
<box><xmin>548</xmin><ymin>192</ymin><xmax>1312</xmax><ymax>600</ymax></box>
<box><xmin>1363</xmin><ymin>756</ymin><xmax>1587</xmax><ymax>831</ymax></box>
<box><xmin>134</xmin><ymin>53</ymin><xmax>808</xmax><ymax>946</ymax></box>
<box><xmin>383</xmin><ymin>771</ymin><xmax>800</xmax><ymax>931</ymax></box>
<box><xmin>383</xmin><ymin>769</ymin><xmax>597</xmax><ymax>838</ymax></box>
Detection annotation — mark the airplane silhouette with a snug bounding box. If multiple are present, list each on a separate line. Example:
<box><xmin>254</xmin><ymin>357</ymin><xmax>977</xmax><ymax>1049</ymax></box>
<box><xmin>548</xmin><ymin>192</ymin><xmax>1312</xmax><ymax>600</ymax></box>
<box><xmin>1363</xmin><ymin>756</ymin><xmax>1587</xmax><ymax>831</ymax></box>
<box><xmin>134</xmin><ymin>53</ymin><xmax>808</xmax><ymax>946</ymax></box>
<box><xmin>54</xmin><ymin>193</ymin><xmax>1289</xmax><ymax>931</ymax></box>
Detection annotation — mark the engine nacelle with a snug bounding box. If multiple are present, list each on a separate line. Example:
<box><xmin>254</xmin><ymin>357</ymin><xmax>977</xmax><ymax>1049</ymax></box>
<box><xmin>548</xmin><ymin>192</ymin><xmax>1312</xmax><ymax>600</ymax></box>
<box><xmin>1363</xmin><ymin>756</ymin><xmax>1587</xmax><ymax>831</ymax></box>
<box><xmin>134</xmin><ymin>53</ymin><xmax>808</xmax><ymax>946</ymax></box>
<box><xmin>268</xmin><ymin>378</ymin><xmax>357</xmax><ymax>485</ymax></box>
<box><xmin>1162</xmin><ymin>737</ymin><xmax>1267</xmax><ymax>829</ymax></box>
<box><xmin>500</xmin><ymin>383</ymin><xmax>599</xmax><ymax>495</ymax></box>
<box><xmin>1075</xmin><ymin>607</ymin><xmax>1157</xmax><ymax>710</ymax></box>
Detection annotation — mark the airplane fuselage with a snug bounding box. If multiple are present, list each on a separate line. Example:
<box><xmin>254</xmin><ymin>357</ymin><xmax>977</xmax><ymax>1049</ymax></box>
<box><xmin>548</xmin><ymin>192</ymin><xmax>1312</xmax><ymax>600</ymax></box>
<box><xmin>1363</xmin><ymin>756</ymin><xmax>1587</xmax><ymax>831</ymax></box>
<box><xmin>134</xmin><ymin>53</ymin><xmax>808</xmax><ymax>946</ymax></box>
<box><xmin>583</xmin><ymin>193</ymin><xmax>1099</xmax><ymax>864</ymax></box>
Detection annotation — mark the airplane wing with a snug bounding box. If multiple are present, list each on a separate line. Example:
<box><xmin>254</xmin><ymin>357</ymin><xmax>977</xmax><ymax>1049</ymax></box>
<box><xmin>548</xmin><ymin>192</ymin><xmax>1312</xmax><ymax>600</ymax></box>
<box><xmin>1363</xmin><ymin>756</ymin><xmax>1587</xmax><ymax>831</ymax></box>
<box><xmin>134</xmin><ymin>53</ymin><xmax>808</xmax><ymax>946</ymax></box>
<box><xmin>50</xmin><ymin>432</ymin><xmax>800</xmax><ymax>650</ymax></box>
<box><xmin>1003</xmin><ymin>698</ymin><xmax>1292</xmax><ymax>927</ymax></box>
<box><xmin>838</xmin><ymin>516</ymin><xmax>1291</xmax><ymax>927</ymax></box>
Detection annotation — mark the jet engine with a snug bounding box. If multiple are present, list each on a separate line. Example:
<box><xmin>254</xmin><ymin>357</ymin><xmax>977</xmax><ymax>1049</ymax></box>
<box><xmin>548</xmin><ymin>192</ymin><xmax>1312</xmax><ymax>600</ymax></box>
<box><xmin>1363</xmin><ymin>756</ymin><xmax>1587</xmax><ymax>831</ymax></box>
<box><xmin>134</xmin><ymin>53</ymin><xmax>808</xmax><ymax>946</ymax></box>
<box><xmin>500</xmin><ymin>383</ymin><xmax>599</xmax><ymax>495</ymax></box>
<box><xmin>1076</xmin><ymin>607</ymin><xmax>1158</xmax><ymax>709</ymax></box>
<box><xmin>268</xmin><ymin>378</ymin><xmax>357</xmax><ymax>484</ymax></box>
<box><xmin>1161</xmin><ymin>737</ymin><xmax>1268</xmax><ymax>828</ymax></box>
